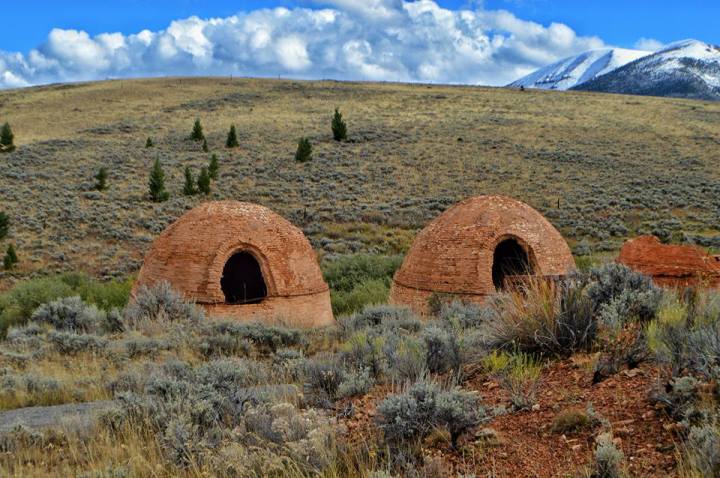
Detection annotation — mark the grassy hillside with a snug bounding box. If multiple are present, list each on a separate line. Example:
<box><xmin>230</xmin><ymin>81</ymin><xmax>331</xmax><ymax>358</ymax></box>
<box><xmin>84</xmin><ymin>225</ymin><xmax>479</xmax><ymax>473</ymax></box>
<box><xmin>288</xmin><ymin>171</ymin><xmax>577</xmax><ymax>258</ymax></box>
<box><xmin>0</xmin><ymin>77</ymin><xmax>719</xmax><ymax>285</ymax></box>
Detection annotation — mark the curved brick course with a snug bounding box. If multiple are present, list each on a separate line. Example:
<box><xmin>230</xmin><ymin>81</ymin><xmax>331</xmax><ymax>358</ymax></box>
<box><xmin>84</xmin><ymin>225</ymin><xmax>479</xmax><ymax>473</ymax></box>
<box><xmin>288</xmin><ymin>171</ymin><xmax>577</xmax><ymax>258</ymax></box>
<box><xmin>134</xmin><ymin>201</ymin><xmax>334</xmax><ymax>327</ymax></box>
<box><xmin>390</xmin><ymin>195</ymin><xmax>575</xmax><ymax>316</ymax></box>
<box><xmin>617</xmin><ymin>235</ymin><xmax>720</xmax><ymax>289</ymax></box>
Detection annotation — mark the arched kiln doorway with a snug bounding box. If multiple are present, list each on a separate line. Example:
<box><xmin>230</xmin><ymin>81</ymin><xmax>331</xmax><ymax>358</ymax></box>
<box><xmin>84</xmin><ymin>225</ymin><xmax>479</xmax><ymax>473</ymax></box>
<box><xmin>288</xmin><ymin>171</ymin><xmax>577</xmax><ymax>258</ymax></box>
<box><xmin>492</xmin><ymin>238</ymin><xmax>534</xmax><ymax>291</ymax></box>
<box><xmin>221</xmin><ymin>251</ymin><xmax>268</xmax><ymax>304</ymax></box>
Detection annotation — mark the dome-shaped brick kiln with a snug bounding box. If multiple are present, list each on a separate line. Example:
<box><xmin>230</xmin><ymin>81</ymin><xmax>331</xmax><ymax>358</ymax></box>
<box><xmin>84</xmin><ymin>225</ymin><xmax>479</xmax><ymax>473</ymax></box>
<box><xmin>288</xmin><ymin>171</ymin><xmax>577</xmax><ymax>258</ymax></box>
<box><xmin>134</xmin><ymin>201</ymin><xmax>334</xmax><ymax>327</ymax></box>
<box><xmin>390</xmin><ymin>195</ymin><xmax>576</xmax><ymax>316</ymax></box>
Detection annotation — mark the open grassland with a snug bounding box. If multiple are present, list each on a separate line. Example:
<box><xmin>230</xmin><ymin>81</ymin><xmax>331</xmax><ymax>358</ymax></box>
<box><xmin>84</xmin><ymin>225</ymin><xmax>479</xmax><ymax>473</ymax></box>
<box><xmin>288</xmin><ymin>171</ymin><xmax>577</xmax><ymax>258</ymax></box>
<box><xmin>0</xmin><ymin>77</ymin><xmax>719</xmax><ymax>286</ymax></box>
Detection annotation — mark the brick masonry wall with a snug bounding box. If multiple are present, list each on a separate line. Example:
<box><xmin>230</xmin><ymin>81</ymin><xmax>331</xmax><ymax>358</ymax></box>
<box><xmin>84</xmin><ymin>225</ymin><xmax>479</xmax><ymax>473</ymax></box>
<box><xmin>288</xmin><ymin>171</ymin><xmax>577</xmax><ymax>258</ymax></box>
<box><xmin>617</xmin><ymin>235</ymin><xmax>720</xmax><ymax>289</ymax></box>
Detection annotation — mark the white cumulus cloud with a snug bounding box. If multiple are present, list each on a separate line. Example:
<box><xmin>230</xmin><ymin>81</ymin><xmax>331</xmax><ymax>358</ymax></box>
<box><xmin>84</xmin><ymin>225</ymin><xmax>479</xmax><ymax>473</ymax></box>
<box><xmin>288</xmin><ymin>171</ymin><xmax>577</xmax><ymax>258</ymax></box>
<box><xmin>634</xmin><ymin>37</ymin><xmax>664</xmax><ymax>52</ymax></box>
<box><xmin>0</xmin><ymin>1</ymin><xmax>606</xmax><ymax>88</ymax></box>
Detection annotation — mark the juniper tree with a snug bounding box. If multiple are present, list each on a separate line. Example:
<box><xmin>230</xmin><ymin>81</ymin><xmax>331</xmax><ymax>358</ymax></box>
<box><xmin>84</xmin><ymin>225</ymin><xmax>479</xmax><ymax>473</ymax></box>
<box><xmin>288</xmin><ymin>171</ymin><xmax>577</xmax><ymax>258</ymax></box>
<box><xmin>183</xmin><ymin>166</ymin><xmax>197</xmax><ymax>196</ymax></box>
<box><xmin>148</xmin><ymin>158</ymin><xmax>169</xmax><ymax>202</ymax></box>
<box><xmin>3</xmin><ymin>244</ymin><xmax>17</xmax><ymax>270</ymax></box>
<box><xmin>190</xmin><ymin>118</ymin><xmax>205</xmax><ymax>142</ymax></box>
<box><xmin>202</xmin><ymin>138</ymin><xmax>209</xmax><ymax>152</ymax></box>
<box><xmin>226</xmin><ymin>125</ymin><xmax>239</xmax><ymax>148</ymax></box>
<box><xmin>208</xmin><ymin>154</ymin><xmax>219</xmax><ymax>180</ymax></box>
<box><xmin>197</xmin><ymin>166</ymin><xmax>211</xmax><ymax>195</ymax></box>
<box><xmin>0</xmin><ymin>212</ymin><xmax>8</xmax><ymax>240</ymax></box>
<box><xmin>145</xmin><ymin>137</ymin><xmax>154</xmax><ymax>148</ymax></box>
<box><xmin>295</xmin><ymin>137</ymin><xmax>312</xmax><ymax>162</ymax></box>
<box><xmin>0</xmin><ymin>122</ymin><xmax>15</xmax><ymax>152</ymax></box>
<box><xmin>94</xmin><ymin>167</ymin><xmax>108</xmax><ymax>191</ymax></box>
<box><xmin>331</xmin><ymin>108</ymin><xmax>347</xmax><ymax>141</ymax></box>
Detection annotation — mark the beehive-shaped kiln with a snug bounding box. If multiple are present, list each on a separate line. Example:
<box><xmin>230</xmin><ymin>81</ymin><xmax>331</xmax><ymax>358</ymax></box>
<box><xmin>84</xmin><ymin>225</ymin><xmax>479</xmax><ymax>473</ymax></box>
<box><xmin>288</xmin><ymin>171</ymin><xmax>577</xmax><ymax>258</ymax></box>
<box><xmin>390</xmin><ymin>195</ymin><xmax>575</xmax><ymax>316</ymax></box>
<box><xmin>134</xmin><ymin>201</ymin><xmax>334</xmax><ymax>327</ymax></box>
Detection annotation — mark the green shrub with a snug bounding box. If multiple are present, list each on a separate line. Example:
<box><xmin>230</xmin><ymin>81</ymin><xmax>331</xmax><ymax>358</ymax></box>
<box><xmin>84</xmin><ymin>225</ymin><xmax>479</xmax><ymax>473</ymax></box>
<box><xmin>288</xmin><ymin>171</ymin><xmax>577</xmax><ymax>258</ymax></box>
<box><xmin>0</xmin><ymin>273</ymin><xmax>130</xmax><ymax>338</ymax></box>
<box><xmin>197</xmin><ymin>166</ymin><xmax>211</xmax><ymax>195</ymax></box>
<box><xmin>182</xmin><ymin>166</ymin><xmax>197</xmax><ymax>196</ymax></box>
<box><xmin>587</xmin><ymin>263</ymin><xmax>661</xmax><ymax>325</ymax></box>
<box><xmin>145</xmin><ymin>137</ymin><xmax>154</xmax><ymax>148</ymax></box>
<box><xmin>190</xmin><ymin>118</ymin><xmax>204</xmax><ymax>142</ymax></box>
<box><xmin>483</xmin><ymin>351</ymin><xmax>542</xmax><ymax>411</ymax></box>
<box><xmin>338</xmin><ymin>368</ymin><xmax>374</xmax><ymax>398</ymax></box>
<box><xmin>331</xmin><ymin>108</ymin><xmax>347</xmax><ymax>141</ymax></box>
<box><xmin>31</xmin><ymin>296</ymin><xmax>117</xmax><ymax>334</ymax></box>
<box><xmin>226</xmin><ymin>125</ymin><xmax>239</xmax><ymax>148</ymax></box>
<box><xmin>330</xmin><ymin>278</ymin><xmax>389</xmax><ymax>317</ymax></box>
<box><xmin>0</xmin><ymin>211</ymin><xmax>10</xmax><ymax>240</ymax></box>
<box><xmin>3</xmin><ymin>244</ymin><xmax>17</xmax><ymax>270</ymax></box>
<box><xmin>0</xmin><ymin>122</ymin><xmax>15</xmax><ymax>152</ymax></box>
<box><xmin>208</xmin><ymin>154</ymin><xmax>219</xmax><ymax>180</ymax></box>
<box><xmin>295</xmin><ymin>137</ymin><xmax>312</xmax><ymax>162</ymax></box>
<box><xmin>148</xmin><ymin>158</ymin><xmax>169</xmax><ymax>202</ymax></box>
<box><xmin>123</xmin><ymin>281</ymin><xmax>203</xmax><ymax>327</ymax></box>
<box><xmin>94</xmin><ymin>167</ymin><xmax>108</xmax><ymax>191</ymax></box>
<box><xmin>322</xmin><ymin>254</ymin><xmax>402</xmax><ymax>293</ymax></box>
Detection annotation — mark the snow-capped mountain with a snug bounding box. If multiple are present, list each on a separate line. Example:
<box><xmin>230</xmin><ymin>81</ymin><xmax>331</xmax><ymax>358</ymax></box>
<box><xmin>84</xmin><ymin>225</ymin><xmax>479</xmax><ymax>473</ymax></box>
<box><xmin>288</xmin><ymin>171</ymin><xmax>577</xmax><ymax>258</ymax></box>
<box><xmin>573</xmin><ymin>40</ymin><xmax>720</xmax><ymax>100</ymax></box>
<box><xmin>509</xmin><ymin>48</ymin><xmax>651</xmax><ymax>90</ymax></box>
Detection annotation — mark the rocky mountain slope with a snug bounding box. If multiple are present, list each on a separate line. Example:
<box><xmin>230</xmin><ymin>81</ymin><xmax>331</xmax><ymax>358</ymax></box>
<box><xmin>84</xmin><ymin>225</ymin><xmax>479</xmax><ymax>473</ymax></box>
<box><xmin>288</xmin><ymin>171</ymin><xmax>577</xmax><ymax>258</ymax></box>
<box><xmin>573</xmin><ymin>40</ymin><xmax>720</xmax><ymax>100</ymax></box>
<box><xmin>509</xmin><ymin>48</ymin><xmax>650</xmax><ymax>90</ymax></box>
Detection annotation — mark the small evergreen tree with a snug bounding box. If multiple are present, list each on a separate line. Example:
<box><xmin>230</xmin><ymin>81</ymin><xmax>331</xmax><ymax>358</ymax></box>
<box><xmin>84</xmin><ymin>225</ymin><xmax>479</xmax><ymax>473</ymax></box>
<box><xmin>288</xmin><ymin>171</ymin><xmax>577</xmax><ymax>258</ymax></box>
<box><xmin>145</xmin><ymin>137</ymin><xmax>154</xmax><ymax>148</ymax></box>
<box><xmin>0</xmin><ymin>122</ymin><xmax>15</xmax><ymax>152</ymax></box>
<box><xmin>148</xmin><ymin>158</ymin><xmax>170</xmax><ymax>202</ymax></box>
<box><xmin>197</xmin><ymin>166</ymin><xmax>211</xmax><ymax>195</ymax></box>
<box><xmin>208</xmin><ymin>154</ymin><xmax>219</xmax><ymax>180</ymax></box>
<box><xmin>295</xmin><ymin>137</ymin><xmax>312</xmax><ymax>162</ymax></box>
<box><xmin>183</xmin><ymin>166</ymin><xmax>197</xmax><ymax>196</ymax></box>
<box><xmin>331</xmin><ymin>108</ymin><xmax>347</xmax><ymax>141</ymax></box>
<box><xmin>226</xmin><ymin>125</ymin><xmax>239</xmax><ymax>148</ymax></box>
<box><xmin>190</xmin><ymin>118</ymin><xmax>205</xmax><ymax>142</ymax></box>
<box><xmin>3</xmin><ymin>244</ymin><xmax>17</xmax><ymax>270</ymax></box>
<box><xmin>94</xmin><ymin>167</ymin><xmax>108</xmax><ymax>191</ymax></box>
<box><xmin>202</xmin><ymin>138</ymin><xmax>209</xmax><ymax>152</ymax></box>
<box><xmin>0</xmin><ymin>212</ymin><xmax>8</xmax><ymax>240</ymax></box>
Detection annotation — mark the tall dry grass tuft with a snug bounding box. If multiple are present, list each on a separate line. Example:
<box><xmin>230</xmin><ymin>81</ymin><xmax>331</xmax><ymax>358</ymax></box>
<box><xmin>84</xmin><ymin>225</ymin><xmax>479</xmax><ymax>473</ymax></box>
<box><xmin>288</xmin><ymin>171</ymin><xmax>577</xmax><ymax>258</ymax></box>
<box><xmin>485</xmin><ymin>277</ymin><xmax>596</xmax><ymax>358</ymax></box>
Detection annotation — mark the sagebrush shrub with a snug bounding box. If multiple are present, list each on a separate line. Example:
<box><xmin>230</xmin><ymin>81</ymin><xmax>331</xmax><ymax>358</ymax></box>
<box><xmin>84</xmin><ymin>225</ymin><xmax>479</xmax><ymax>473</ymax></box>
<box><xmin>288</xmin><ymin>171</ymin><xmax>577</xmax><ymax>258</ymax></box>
<box><xmin>305</xmin><ymin>358</ymin><xmax>344</xmax><ymax>402</ymax></box>
<box><xmin>48</xmin><ymin>331</ymin><xmax>108</xmax><ymax>355</ymax></box>
<box><xmin>123</xmin><ymin>282</ymin><xmax>203</xmax><ymax>327</ymax></box>
<box><xmin>200</xmin><ymin>321</ymin><xmax>303</xmax><ymax>353</ymax></box>
<box><xmin>338</xmin><ymin>368</ymin><xmax>374</xmax><ymax>398</ymax></box>
<box><xmin>31</xmin><ymin>296</ymin><xmax>111</xmax><ymax>334</ymax></box>
<box><xmin>587</xmin><ymin>263</ymin><xmax>661</xmax><ymax>325</ymax></box>
<box><xmin>591</xmin><ymin>433</ymin><xmax>624</xmax><ymax>478</ymax></box>
<box><xmin>438</xmin><ymin>300</ymin><xmax>489</xmax><ymax>330</ymax></box>
<box><xmin>685</xmin><ymin>425</ymin><xmax>720</xmax><ymax>477</ymax></box>
<box><xmin>422</xmin><ymin>325</ymin><xmax>461</xmax><ymax>375</ymax></box>
<box><xmin>383</xmin><ymin>332</ymin><xmax>427</xmax><ymax>383</ymax></box>
<box><xmin>377</xmin><ymin>379</ymin><xmax>483</xmax><ymax>449</ymax></box>
<box><xmin>339</xmin><ymin>304</ymin><xmax>421</xmax><ymax>337</ymax></box>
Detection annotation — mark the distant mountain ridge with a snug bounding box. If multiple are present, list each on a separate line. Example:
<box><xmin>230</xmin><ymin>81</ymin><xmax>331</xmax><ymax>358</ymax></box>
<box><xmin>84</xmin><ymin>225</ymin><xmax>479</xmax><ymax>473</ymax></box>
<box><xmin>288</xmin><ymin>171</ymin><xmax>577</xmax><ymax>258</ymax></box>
<box><xmin>572</xmin><ymin>40</ymin><xmax>720</xmax><ymax>101</ymax></box>
<box><xmin>510</xmin><ymin>39</ymin><xmax>720</xmax><ymax>101</ymax></box>
<box><xmin>509</xmin><ymin>48</ymin><xmax>650</xmax><ymax>91</ymax></box>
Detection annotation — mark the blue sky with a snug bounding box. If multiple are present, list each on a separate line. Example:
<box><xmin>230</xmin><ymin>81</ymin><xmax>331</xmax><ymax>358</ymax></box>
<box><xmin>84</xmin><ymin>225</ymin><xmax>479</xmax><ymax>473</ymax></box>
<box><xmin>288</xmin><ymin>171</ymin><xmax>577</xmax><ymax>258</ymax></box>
<box><xmin>1</xmin><ymin>0</ymin><xmax>718</xmax><ymax>88</ymax></box>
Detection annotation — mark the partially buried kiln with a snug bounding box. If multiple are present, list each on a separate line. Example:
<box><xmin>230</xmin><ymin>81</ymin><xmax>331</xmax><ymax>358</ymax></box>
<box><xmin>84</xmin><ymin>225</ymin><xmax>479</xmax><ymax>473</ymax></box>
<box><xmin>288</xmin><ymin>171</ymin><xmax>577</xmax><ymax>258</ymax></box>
<box><xmin>133</xmin><ymin>201</ymin><xmax>334</xmax><ymax>327</ymax></box>
<box><xmin>390</xmin><ymin>195</ymin><xmax>576</xmax><ymax>316</ymax></box>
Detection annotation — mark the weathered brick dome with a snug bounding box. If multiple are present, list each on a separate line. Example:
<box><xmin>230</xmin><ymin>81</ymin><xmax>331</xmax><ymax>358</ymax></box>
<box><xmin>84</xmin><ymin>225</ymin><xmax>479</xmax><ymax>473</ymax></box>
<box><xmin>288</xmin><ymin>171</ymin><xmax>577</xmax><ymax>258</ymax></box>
<box><xmin>134</xmin><ymin>201</ymin><xmax>334</xmax><ymax>327</ymax></box>
<box><xmin>390</xmin><ymin>195</ymin><xmax>575</xmax><ymax>316</ymax></box>
<box><xmin>617</xmin><ymin>235</ymin><xmax>720</xmax><ymax>289</ymax></box>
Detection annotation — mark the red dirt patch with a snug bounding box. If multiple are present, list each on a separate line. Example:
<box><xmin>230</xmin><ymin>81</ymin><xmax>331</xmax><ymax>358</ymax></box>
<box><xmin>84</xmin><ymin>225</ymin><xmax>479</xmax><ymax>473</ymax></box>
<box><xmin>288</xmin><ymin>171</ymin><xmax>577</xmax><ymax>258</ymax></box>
<box><xmin>337</xmin><ymin>358</ymin><xmax>678</xmax><ymax>477</ymax></box>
